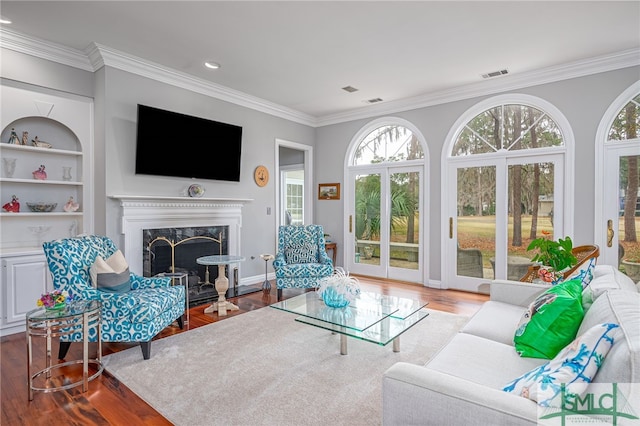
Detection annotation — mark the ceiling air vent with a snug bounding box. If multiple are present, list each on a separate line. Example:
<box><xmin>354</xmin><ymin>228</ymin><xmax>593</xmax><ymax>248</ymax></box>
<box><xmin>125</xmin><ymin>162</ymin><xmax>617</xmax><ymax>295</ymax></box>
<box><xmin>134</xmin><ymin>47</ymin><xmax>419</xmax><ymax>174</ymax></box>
<box><xmin>342</xmin><ymin>85</ymin><xmax>359</xmax><ymax>93</ymax></box>
<box><xmin>482</xmin><ymin>69</ymin><xmax>509</xmax><ymax>79</ymax></box>
<box><xmin>365</xmin><ymin>97</ymin><xmax>384</xmax><ymax>104</ymax></box>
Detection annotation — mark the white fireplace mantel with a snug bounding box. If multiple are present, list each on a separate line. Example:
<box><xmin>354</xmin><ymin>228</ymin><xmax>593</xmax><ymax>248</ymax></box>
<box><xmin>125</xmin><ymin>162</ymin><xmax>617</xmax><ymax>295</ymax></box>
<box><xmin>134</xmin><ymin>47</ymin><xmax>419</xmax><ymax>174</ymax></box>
<box><xmin>110</xmin><ymin>195</ymin><xmax>253</xmax><ymax>275</ymax></box>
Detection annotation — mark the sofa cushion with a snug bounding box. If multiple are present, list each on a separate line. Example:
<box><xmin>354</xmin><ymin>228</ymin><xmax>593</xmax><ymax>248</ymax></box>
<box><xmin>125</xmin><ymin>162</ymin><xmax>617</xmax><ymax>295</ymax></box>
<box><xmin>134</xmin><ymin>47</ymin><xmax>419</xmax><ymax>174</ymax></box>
<box><xmin>426</xmin><ymin>333</ymin><xmax>546</xmax><ymax>390</ymax></box>
<box><xmin>578</xmin><ymin>290</ymin><xmax>640</xmax><ymax>384</ymax></box>
<box><xmin>514</xmin><ymin>279</ymin><xmax>584</xmax><ymax>359</ymax></box>
<box><xmin>90</xmin><ymin>249</ymin><xmax>131</xmax><ymax>293</ymax></box>
<box><xmin>503</xmin><ymin>323</ymin><xmax>619</xmax><ymax>406</ymax></box>
<box><xmin>459</xmin><ymin>301</ymin><xmax>525</xmax><ymax>346</ymax></box>
<box><xmin>582</xmin><ymin>264</ymin><xmax>638</xmax><ymax>309</ymax></box>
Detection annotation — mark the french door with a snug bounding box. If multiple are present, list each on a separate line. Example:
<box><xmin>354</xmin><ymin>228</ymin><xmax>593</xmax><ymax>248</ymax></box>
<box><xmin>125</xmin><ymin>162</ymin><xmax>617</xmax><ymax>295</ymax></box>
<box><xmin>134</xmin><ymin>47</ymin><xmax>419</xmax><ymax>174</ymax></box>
<box><xmin>444</xmin><ymin>153</ymin><xmax>565</xmax><ymax>292</ymax></box>
<box><xmin>347</xmin><ymin>165</ymin><xmax>423</xmax><ymax>283</ymax></box>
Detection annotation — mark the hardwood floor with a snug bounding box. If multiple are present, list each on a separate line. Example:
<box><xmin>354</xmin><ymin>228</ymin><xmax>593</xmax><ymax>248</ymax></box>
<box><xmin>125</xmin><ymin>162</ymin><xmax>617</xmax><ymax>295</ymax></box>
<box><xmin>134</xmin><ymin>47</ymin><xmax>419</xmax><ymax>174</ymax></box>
<box><xmin>1</xmin><ymin>277</ymin><xmax>487</xmax><ymax>425</ymax></box>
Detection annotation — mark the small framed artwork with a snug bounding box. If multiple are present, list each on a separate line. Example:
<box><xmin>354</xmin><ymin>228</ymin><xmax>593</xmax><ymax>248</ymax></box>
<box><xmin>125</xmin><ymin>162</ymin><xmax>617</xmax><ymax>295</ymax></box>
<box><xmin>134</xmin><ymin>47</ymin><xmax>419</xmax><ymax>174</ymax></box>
<box><xmin>318</xmin><ymin>183</ymin><xmax>340</xmax><ymax>200</ymax></box>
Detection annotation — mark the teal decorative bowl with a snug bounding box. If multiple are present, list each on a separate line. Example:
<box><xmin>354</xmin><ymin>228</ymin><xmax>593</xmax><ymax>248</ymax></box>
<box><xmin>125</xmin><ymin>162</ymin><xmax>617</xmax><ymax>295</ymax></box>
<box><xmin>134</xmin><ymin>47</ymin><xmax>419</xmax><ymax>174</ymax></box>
<box><xmin>321</xmin><ymin>286</ymin><xmax>351</xmax><ymax>308</ymax></box>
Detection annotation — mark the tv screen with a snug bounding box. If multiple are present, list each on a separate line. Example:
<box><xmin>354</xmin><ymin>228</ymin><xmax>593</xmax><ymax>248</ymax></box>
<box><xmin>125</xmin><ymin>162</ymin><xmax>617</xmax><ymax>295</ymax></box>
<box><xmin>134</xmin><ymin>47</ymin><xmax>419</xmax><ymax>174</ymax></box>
<box><xmin>135</xmin><ymin>104</ymin><xmax>242</xmax><ymax>182</ymax></box>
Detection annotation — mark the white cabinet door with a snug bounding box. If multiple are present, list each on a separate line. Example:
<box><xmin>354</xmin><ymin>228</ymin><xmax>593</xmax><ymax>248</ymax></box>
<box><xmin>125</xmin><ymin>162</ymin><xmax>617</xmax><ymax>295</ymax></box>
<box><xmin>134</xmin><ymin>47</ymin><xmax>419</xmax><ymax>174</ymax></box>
<box><xmin>2</xmin><ymin>254</ymin><xmax>50</xmax><ymax>328</ymax></box>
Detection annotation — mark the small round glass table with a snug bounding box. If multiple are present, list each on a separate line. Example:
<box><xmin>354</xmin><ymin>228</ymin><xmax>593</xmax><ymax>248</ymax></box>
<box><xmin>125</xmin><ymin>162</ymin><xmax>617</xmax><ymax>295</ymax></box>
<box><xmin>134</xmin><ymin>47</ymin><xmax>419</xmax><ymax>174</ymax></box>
<box><xmin>26</xmin><ymin>300</ymin><xmax>103</xmax><ymax>401</ymax></box>
<box><xmin>196</xmin><ymin>255</ymin><xmax>245</xmax><ymax>316</ymax></box>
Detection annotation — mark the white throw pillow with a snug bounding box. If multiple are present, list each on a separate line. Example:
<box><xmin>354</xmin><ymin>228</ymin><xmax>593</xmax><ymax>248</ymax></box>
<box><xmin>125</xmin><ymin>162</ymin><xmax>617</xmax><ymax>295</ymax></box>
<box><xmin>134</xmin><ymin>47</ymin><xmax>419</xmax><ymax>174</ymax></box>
<box><xmin>582</xmin><ymin>265</ymin><xmax>638</xmax><ymax>309</ymax></box>
<box><xmin>503</xmin><ymin>323</ymin><xmax>619</xmax><ymax>407</ymax></box>
<box><xmin>90</xmin><ymin>250</ymin><xmax>131</xmax><ymax>292</ymax></box>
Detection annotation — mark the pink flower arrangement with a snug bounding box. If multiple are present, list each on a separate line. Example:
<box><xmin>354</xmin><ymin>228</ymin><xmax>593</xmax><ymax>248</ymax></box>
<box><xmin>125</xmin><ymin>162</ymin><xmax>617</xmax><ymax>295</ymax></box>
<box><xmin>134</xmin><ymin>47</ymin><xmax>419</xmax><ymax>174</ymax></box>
<box><xmin>36</xmin><ymin>290</ymin><xmax>73</xmax><ymax>308</ymax></box>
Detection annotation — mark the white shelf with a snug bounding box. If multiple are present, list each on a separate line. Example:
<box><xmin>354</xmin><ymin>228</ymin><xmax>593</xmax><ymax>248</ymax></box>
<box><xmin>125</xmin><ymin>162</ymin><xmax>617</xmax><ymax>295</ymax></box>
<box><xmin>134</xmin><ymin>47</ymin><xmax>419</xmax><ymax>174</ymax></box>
<box><xmin>0</xmin><ymin>143</ymin><xmax>82</xmax><ymax>156</ymax></box>
<box><xmin>0</xmin><ymin>178</ymin><xmax>82</xmax><ymax>186</ymax></box>
<box><xmin>0</xmin><ymin>212</ymin><xmax>83</xmax><ymax>217</ymax></box>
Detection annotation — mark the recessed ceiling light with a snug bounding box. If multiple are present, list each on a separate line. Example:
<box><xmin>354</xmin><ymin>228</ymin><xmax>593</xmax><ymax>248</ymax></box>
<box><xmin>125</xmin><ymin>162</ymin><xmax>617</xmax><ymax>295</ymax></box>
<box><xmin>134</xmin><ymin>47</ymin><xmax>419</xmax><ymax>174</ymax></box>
<box><xmin>342</xmin><ymin>86</ymin><xmax>358</xmax><ymax>93</ymax></box>
<box><xmin>204</xmin><ymin>61</ymin><xmax>220</xmax><ymax>70</ymax></box>
<box><xmin>0</xmin><ymin>17</ymin><xmax>12</xmax><ymax>24</ymax></box>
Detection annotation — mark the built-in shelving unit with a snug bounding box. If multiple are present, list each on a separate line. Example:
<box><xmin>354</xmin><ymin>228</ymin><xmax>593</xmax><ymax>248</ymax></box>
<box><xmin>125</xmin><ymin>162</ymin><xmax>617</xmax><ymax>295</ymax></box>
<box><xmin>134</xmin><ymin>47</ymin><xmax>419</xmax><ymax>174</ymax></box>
<box><xmin>0</xmin><ymin>80</ymin><xmax>93</xmax><ymax>336</ymax></box>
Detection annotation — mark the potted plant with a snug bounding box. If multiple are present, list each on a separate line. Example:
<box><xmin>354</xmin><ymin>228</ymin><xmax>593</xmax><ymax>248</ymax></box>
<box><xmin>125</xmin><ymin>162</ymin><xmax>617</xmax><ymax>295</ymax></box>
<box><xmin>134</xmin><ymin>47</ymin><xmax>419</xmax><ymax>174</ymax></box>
<box><xmin>527</xmin><ymin>232</ymin><xmax>577</xmax><ymax>283</ymax></box>
<box><xmin>621</xmin><ymin>258</ymin><xmax>640</xmax><ymax>282</ymax></box>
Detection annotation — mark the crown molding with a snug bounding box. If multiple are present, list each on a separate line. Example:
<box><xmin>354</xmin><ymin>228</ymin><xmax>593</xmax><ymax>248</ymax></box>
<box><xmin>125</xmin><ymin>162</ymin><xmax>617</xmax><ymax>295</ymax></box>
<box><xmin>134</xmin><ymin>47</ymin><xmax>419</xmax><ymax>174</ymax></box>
<box><xmin>316</xmin><ymin>48</ymin><xmax>640</xmax><ymax>127</ymax></box>
<box><xmin>2</xmin><ymin>28</ymin><xmax>638</xmax><ymax>128</ymax></box>
<box><xmin>0</xmin><ymin>28</ymin><xmax>93</xmax><ymax>71</ymax></box>
<box><xmin>86</xmin><ymin>43</ymin><xmax>317</xmax><ymax>127</ymax></box>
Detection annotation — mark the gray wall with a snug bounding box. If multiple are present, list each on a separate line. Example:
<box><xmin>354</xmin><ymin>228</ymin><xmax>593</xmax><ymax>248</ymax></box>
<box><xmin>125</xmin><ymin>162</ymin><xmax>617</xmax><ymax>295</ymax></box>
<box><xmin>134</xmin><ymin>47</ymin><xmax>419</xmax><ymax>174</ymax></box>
<box><xmin>101</xmin><ymin>67</ymin><xmax>315</xmax><ymax>279</ymax></box>
<box><xmin>315</xmin><ymin>66</ymin><xmax>640</xmax><ymax>283</ymax></box>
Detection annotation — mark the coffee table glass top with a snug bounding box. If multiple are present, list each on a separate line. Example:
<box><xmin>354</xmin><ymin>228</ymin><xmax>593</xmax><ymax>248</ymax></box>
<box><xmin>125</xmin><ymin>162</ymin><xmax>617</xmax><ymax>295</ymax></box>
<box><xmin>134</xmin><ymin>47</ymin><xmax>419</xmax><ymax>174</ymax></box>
<box><xmin>271</xmin><ymin>291</ymin><xmax>429</xmax><ymax>347</ymax></box>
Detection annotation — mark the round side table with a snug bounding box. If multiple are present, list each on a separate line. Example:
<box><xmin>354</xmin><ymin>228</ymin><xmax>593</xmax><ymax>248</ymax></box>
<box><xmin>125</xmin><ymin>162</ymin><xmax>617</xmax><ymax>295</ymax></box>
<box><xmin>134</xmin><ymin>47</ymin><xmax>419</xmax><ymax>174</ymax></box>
<box><xmin>26</xmin><ymin>300</ymin><xmax>103</xmax><ymax>401</ymax></box>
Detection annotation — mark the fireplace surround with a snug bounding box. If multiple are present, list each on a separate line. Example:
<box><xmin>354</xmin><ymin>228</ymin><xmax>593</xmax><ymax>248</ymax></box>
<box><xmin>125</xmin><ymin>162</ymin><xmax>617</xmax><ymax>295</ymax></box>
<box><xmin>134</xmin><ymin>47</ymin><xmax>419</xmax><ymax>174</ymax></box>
<box><xmin>111</xmin><ymin>195</ymin><xmax>252</xmax><ymax>306</ymax></box>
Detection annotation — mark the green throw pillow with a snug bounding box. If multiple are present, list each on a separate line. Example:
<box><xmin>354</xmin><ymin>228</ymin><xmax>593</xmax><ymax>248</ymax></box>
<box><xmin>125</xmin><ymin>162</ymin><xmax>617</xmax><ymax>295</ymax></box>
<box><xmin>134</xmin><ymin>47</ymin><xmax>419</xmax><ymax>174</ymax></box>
<box><xmin>513</xmin><ymin>279</ymin><xmax>584</xmax><ymax>359</ymax></box>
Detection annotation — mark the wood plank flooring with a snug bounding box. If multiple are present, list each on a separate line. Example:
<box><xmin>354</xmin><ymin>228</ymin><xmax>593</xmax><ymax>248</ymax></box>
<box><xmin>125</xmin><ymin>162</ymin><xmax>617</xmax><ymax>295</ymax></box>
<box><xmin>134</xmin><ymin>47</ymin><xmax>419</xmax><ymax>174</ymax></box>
<box><xmin>1</xmin><ymin>276</ymin><xmax>487</xmax><ymax>425</ymax></box>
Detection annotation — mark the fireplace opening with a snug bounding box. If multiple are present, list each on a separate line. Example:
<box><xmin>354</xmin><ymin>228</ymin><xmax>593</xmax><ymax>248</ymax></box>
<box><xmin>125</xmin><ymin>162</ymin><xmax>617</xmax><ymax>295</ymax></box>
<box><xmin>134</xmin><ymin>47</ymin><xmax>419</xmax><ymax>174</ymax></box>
<box><xmin>143</xmin><ymin>226</ymin><xmax>231</xmax><ymax>307</ymax></box>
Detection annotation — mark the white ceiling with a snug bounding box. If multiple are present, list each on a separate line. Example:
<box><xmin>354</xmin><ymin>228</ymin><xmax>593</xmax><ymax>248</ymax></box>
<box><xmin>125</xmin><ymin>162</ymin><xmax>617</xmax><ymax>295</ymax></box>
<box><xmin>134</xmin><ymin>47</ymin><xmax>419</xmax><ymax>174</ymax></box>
<box><xmin>1</xmin><ymin>1</ymin><xmax>639</xmax><ymax>122</ymax></box>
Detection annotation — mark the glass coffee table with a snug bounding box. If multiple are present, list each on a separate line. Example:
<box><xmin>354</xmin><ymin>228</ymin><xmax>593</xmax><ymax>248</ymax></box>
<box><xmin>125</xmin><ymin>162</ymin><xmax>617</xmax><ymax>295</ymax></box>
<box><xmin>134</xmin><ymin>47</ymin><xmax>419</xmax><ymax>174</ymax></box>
<box><xmin>271</xmin><ymin>291</ymin><xmax>429</xmax><ymax>355</ymax></box>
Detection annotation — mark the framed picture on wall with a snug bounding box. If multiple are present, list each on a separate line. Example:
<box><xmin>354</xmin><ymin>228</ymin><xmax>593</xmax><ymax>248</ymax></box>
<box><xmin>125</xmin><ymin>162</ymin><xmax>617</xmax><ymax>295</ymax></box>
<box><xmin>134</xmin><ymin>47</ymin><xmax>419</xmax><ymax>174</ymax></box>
<box><xmin>318</xmin><ymin>183</ymin><xmax>340</xmax><ymax>200</ymax></box>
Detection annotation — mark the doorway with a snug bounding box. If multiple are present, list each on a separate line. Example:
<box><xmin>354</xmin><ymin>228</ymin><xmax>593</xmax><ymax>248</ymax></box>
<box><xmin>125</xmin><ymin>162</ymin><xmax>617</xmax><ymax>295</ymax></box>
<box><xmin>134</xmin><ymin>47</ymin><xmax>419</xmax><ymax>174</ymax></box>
<box><xmin>275</xmin><ymin>139</ymin><xmax>313</xmax><ymax>230</ymax></box>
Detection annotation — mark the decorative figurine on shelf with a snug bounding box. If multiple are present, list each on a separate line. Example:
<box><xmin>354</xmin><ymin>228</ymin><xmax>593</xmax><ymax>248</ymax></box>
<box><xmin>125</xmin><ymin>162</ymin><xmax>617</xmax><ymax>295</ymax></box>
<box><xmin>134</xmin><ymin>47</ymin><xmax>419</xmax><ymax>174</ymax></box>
<box><xmin>32</xmin><ymin>136</ymin><xmax>52</xmax><ymax>149</ymax></box>
<box><xmin>2</xmin><ymin>195</ymin><xmax>20</xmax><ymax>212</ymax></box>
<box><xmin>32</xmin><ymin>165</ymin><xmax>47</xmax><ymax>180</ymax></box>
<box><xmin>21</xmin><ymin>131</ymin><xmax>29</xmax><ymax>146</ymax></box>
<box><xmin>63</xmin><ymin>196</ymin><xmax>79</xmax><ymax>212</ymax></box>
<box><xmin>7</xmin><ymin>128</ymin><xmax>20</xmax><ymax>144</ymax></box>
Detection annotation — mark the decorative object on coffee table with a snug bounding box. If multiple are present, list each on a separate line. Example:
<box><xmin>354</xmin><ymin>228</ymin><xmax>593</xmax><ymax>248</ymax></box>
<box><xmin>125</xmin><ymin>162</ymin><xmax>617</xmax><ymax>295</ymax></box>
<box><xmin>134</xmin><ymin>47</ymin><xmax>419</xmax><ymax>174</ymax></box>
<box><xmin>316</xmin><ymin>267</ymin><xmax>360</xmax><ymax>308</ymax></box>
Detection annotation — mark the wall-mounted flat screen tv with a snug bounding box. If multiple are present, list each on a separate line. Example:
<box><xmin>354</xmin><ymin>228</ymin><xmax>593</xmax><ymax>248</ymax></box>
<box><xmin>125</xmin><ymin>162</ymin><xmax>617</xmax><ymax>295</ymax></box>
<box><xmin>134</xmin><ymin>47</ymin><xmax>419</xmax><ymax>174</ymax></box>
<box><xmin>135</xmin><ymin>104</ymin><xmax>242</xmax><ymax>182</ymax></box>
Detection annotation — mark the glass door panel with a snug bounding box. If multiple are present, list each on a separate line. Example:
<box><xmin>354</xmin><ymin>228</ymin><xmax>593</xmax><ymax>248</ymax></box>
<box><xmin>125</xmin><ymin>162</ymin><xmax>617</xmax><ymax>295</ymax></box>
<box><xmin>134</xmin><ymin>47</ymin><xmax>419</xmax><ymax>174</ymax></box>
<box><xmin>389</xmin><ymin>171</ymin><xmax>420</xmax><ymax>271</ymax></box>
<box><xmin>456</xmin><ymin>166</ymin><xmax>495</xmax><ymax>280</ymax></box>
<box><xmin>505</xmin><ymin>161</ymin><xmax>554</xmax><ymax>280</ymax></box>
<box><xmin>619</xmin><ymin>155</ymin><xmax>640</xmax><ymax>281</ymax></box>
<box><xmin>354</xmin><ymin>173</ymin><xmax>381</xmax><ymax>267</ymax></box>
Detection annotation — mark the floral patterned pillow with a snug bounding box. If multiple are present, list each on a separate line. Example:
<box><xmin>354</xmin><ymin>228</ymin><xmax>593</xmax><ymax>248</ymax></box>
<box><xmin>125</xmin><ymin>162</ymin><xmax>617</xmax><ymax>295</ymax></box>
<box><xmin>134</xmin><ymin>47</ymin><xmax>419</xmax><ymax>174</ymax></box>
<box><xmin>564</xmin><ymin>257</ymin><xmax>597</xmax><ymax>289</ymax></box>
<box><xmin>503</xmin><ymin>323</ymin><xmax>619</xmax><ymax>407</ymax></box>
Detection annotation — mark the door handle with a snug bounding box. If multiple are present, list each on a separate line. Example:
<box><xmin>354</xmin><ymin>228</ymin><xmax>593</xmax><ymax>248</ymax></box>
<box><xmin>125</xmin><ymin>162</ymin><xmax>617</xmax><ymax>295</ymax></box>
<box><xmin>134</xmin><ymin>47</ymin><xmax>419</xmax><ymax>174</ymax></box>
<box><xmin>449</xmin><ymin>217</ymin><xmax>453</xmax><ymax>239</ymax></box>
<box><xmin>349</xmin><ymin>215</ymin><xmax>352</xmax><ymax>233</ymax></box>
<box><xmin>607</xmin><ymin>219</ymin><xmax>614</xmax><ymax>248</ymax></box>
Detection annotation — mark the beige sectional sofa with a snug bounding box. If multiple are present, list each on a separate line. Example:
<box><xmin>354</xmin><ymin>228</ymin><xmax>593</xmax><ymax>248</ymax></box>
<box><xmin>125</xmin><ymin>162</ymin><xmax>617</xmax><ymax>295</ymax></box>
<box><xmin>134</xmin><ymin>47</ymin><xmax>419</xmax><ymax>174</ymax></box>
<box><xmin>382</xmin><ymin>265</ymin><xmax>640</xmax><ymax>425</ymax></box>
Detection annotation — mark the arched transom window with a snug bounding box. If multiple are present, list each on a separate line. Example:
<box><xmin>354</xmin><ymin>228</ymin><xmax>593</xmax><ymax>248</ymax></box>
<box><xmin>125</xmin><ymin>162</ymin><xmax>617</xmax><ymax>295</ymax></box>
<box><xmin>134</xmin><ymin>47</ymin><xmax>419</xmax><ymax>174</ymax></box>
<box><xmin>608</xmin><ymin>93</ymin><xmax>640</xmax><ymax>141</ymax></box>
<box><xmin>452</xmin><ymin>104</ymin><xmax>564</xmax><ymax>156</ymax></box>
<box><xmin>353</xmin><ymin>125</ymin><xmax>424</xmax><ymax>165</ymax></box>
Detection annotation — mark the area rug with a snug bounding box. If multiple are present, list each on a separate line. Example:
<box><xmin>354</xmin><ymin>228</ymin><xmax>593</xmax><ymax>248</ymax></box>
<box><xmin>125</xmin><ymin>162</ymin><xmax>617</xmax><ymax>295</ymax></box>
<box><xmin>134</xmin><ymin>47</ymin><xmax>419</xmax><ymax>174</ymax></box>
<box><xmin>103</xmin><ymin>306</ymin><xmax>469</xmax><ymax>426</ymax></box>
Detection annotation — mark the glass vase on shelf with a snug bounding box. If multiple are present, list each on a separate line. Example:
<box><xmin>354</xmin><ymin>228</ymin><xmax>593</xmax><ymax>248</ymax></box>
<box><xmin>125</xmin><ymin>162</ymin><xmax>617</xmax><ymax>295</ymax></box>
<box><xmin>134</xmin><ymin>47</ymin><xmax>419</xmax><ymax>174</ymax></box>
<box><xmin>62</xmin><ymin>166</ymin><xmax>72</xmax><ymax>181</ymax></box>
<box><xmin>2</xmin><ymin>158</ymin><xmax>16</xmax><ymax>178</ymax></box>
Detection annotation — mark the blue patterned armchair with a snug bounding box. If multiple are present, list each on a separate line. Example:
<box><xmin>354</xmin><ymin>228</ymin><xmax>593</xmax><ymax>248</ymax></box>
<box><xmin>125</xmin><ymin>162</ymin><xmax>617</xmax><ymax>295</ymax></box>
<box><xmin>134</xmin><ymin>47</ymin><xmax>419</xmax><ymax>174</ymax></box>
<box><xmin>273</xmin><ymin>225</ymin><xmax>334</xmax><ymax>300</ymax></box>
<box><xmin>42</xmin><ymin>235</ymin><xmax>185</xmax><ymax>360</ymax></box>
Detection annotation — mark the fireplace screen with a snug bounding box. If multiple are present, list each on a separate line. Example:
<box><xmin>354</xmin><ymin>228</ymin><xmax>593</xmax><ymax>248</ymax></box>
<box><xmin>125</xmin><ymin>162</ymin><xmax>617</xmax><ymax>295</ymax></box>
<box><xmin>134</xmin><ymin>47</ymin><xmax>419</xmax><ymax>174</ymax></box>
<box><xmin>143</xmin><ymin>226</ymin><xmax>229</xmax><ymax>306</ymax></box>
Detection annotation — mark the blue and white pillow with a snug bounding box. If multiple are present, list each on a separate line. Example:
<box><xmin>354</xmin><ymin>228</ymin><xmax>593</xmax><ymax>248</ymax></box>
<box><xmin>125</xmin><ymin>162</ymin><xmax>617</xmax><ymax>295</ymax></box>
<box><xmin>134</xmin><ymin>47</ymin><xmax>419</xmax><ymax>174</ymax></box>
<box><xmin>565</xmin><ymin>257</ymin><xmax>597</xmax><ymax>289</ymax></box>
<box><xmin>503</xmin><ymin>323</ymin><xmax>619</xmax><ymax>407</ymax></box>
<box><xmin>285</xmin><ymin>242</ymin><xmax>318</xmax><ymax>264</ymax></box>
